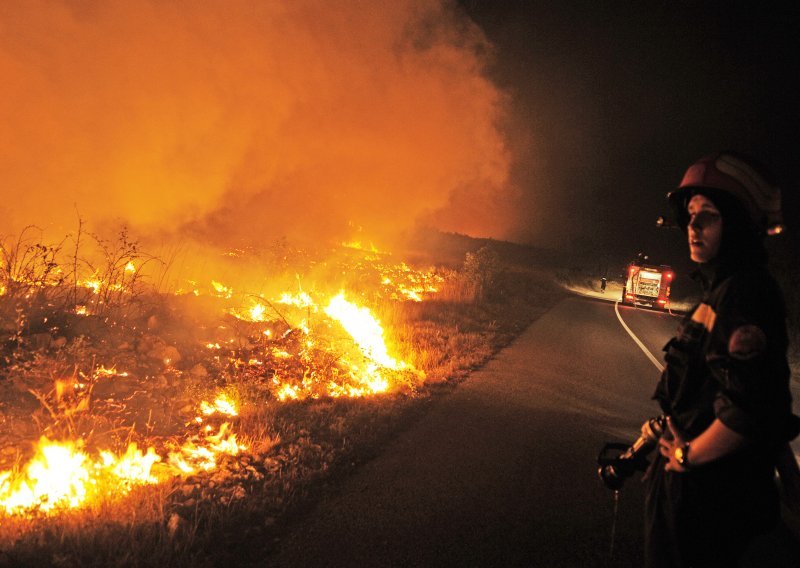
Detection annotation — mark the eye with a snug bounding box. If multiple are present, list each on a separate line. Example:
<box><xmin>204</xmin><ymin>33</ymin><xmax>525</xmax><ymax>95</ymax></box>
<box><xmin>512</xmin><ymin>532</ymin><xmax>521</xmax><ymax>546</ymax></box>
<box><xmin>688</xmin><ymin>211</ymin><xmax>721</xmax><ymax>227</ymax></box>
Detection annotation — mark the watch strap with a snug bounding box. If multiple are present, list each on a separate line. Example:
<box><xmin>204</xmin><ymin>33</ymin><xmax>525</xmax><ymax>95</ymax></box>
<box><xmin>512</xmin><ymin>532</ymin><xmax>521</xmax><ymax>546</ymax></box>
<box><xmin>675</xmin><ymin>443</ymin><xmax>692</xmax><ymax>468</ymax></box>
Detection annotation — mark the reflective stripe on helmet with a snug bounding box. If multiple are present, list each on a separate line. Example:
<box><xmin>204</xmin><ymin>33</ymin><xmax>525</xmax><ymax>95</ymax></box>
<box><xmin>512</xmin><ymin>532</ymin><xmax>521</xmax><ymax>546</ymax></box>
<box><xmin>715</xmin><ymin>154</ymin><xmax>782</xmax><ymax>233</ymax></box>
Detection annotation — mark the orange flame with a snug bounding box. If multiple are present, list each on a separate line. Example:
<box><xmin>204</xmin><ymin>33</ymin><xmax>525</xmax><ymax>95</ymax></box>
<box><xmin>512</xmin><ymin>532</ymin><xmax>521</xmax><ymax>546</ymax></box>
<box><xmin>199</xmin><ymin>394</ymin><xmax>239</xmax><ymax>418</ymax></box>
<box><xmin>324</xmin><ymin>292</ymin><xmax>405</xmax><ymax>371</ymax></box>
<box><xmin>0</xmin><ymin>439</ymin><xmax>161</xmax><ymax>515</ymax></box>
<box><xmin>168</xmin><ymin>423</ymin><xmax>244</xmax><ymax>474</ymax></box>
<box><xmin>0</xmin><ymin>389</ymin><xmax>247</xmax><ymax>516</ymax></box>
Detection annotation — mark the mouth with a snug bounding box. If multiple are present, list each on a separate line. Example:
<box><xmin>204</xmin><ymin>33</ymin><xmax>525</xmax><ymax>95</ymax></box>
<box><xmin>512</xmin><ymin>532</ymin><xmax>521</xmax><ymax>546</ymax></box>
<box><xmin>690</xmin><ymin>239</ymin><xmax>704</xmax><ymax>248</ymax></box>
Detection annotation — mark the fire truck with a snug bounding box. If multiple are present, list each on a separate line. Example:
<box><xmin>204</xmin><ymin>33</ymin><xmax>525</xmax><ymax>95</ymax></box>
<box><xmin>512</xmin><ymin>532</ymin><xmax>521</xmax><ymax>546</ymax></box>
<box><xmin>620</xmin><ymin>261</ymin><xmax>673</xmax><ymax>309</ymax></box>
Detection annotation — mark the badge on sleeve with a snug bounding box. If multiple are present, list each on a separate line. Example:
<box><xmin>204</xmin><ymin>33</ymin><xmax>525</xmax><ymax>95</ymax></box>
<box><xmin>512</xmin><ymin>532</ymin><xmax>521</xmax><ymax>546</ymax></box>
<box><xmin>728</xmin><ymin>325</ymin><xmax>767</xmax><ymax>360</ymax></box>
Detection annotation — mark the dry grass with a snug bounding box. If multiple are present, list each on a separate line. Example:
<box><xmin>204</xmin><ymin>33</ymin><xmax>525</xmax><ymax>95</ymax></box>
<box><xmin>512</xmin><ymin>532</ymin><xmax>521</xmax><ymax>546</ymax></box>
<box><xmin>0</xmin><ymin>232</ymin><xmax>564</xmax><ymax>567</ymax></box>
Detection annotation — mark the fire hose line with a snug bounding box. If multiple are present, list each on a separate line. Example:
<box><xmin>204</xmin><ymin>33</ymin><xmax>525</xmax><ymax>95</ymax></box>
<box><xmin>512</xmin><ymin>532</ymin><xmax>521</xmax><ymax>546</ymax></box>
<box><xmin>613</xmin><ymin>301</ymin><xmax>664</xmax><ymax>373</ymax></box>
<box><xmin>609</xmin><ymin>489</ymin><xmax>620</xmax><ymax>563</ymax></box>
<box><xmin>607</xmin><ymin>306</ymin><xmax>662</xmax><ymax>563</ymax></box>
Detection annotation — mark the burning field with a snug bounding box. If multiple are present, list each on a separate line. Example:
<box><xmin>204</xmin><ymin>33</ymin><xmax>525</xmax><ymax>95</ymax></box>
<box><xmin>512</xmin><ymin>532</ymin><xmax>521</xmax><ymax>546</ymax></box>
<box><xmin>0</xmin><ymin>0</ymin><xmax>557</xmax><ymax>564</ymax></box>
<box><xmin>0</xmin><ymin>227</ymin><xmax>561</xmax><ymax>566</ymax></box>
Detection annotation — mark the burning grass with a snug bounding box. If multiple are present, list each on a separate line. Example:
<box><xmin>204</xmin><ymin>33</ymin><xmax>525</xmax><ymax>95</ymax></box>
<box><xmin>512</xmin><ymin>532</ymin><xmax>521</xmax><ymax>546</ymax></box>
<box><xmin>0</xmin><ymin>230</ymin><xmax>563</xmax><ymax>566</ymax></box>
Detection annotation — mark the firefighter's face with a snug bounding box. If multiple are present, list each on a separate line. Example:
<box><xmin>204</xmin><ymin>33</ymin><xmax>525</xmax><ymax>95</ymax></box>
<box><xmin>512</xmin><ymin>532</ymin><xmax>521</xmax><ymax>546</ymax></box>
<box><xmin>687</xmin><ymin>194</ymin><xmax>722</xmax><ymax>263</ymax></box>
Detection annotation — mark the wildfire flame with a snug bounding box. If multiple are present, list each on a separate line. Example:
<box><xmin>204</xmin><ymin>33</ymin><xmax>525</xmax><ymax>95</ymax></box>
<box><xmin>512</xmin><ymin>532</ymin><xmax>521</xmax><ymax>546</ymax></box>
<box><xmin>199</xmin><ymin>394</ymin><xmax>239</xmax><ymax>418</ymax></box>
<box><xmin>0</xmin><ymin>439</ymin><xmax>90</xmax><ymax>514</ymax></box>
<box><xmin>168</xmin><ymin>423</ymin><xmax>244</xmax><ymax>474</ymax></box>
<box><xmin>275</xmin><ymin>380</ymin><xmax>301</xmax><ymax>402</ymax></box>
<box><xmin>0</xmin><ymin>0</ymin><xmax>506</xmax><ymax>529</ymax></box>
<box><xmin>0</xmin><ymin>392</ymin><xmax>246</xmax><ymax>516</ymax></box>
<box><xmin>211</xmin><ymin>280</ymin><xmax>233</xmax><ymax>299</ymax></box>
<box><xmin>81</xmin><ymin>277</ymin><xmax>102</xmax><ymax>294</ymax></box>
<box><xmin>99</xmin><ymin>444</ymin><xmax>161</xmax><ymax>486</ymax></box>
<box><xmin>324</xmin><ymin>292</ymin><xmax>404</xmax><ymax>371</ymax></box>
<box><xmin>0</xmin><ymin>247</ymin><xmax>436</xmax><ymax>519</ymax></box>
<box><xmin>0</xmin><ymin>438</ymin><xmax>161</xmax><ymax>515</ymax></box>
<box><xmin>249</xmin><ymin>303</ymin><xmax>267</xmax><ymax>322</ymax></box>
<box><xmin>278</xmin><ymin>291</ymin><xmax>314</xmax><ymax>309</ymax></box>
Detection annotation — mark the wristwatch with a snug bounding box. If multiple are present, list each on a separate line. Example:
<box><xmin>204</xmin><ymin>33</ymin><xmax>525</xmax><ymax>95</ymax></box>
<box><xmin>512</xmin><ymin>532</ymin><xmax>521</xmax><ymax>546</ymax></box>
<box><xmin>674</xmin><ymin>443</ymin><xmax>692</xmax><ymax>469</ymax></box>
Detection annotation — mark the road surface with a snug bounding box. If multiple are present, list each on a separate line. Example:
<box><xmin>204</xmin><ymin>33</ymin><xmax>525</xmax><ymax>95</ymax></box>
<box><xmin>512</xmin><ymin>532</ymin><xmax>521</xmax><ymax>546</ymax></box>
<box><xmin>259</xmin><ymin>295</ymin><xmax>800</xmax><ymax>567</ymax></box>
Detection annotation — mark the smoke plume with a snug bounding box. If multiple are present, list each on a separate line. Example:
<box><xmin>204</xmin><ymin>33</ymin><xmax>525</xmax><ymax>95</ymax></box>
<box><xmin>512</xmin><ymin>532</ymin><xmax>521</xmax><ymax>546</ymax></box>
<box><xmin>0</xmin><ymin>0</ymin><xmax>512</xmax><ymax>250</ymax></box>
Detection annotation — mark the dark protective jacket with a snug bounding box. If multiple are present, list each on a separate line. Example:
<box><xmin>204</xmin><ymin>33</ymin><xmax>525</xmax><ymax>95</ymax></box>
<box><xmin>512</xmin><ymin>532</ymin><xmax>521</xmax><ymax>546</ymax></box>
<box><xmin>644</xmin><ymin>260</ymin><xmax>797</xmax><ymax>568</ymax></box>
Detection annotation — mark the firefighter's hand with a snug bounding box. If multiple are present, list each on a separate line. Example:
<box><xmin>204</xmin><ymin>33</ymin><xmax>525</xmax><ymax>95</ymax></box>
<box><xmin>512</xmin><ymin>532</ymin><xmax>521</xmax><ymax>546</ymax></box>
<box><xmin>659</xmin><ymin>417</ymin><xmax>688</xmax><ymax>473</ymax></box>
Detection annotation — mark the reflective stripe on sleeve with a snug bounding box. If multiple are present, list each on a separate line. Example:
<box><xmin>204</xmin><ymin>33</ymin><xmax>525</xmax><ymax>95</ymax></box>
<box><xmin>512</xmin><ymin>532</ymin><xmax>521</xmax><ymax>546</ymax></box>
<box><xmin>691</xmin><ymin>303</ymin><xmax>717</xmax><ymax>332</ymax></box>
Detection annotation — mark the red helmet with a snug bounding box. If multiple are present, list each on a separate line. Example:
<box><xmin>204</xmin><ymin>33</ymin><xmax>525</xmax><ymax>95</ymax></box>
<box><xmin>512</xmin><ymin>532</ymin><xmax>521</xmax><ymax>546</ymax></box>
<box><xmin>668</xmin><ymin>152</ymin><xmax>784</xmax><ymax>235</ymax></box>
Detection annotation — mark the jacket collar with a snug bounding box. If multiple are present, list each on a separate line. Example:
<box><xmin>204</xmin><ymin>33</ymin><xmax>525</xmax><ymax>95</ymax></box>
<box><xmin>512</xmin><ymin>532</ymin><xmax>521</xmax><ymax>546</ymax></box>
<box><xmin>690</xmin><ymin>258</ymin><xmax>739</xmax><ymax>294</ymax></box>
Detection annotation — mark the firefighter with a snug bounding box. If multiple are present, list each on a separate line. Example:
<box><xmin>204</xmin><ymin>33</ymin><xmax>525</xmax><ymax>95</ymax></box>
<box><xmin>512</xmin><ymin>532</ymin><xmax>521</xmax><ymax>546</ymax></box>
<box><xmin>644</xmin><ymin>152</ymin><xmax>800</xmax><ymax>567</ymax></box>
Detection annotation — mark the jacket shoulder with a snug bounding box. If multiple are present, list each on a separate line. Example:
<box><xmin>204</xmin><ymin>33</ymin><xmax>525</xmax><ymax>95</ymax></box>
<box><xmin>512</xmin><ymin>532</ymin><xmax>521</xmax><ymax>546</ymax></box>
<box><xmin>711</xmin><ymin>267</ymin><xmax>785</xmax><ymax>325</ymax></box>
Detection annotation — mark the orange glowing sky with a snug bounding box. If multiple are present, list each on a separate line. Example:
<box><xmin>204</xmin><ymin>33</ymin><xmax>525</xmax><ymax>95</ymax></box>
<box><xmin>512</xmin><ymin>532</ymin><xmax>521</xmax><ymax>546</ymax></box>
<box><xmin>0</xmin><ymin>0</ymin><xmax>514</xmax><ymax>248</ymax></box>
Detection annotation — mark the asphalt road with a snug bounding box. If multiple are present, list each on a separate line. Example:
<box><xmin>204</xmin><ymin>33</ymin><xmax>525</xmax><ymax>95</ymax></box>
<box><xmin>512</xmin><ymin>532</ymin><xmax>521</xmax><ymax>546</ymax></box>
<box><xmin>260</xmin><ymin>296</ymin><xmax>799</xmax><ymax>567</ymax></box>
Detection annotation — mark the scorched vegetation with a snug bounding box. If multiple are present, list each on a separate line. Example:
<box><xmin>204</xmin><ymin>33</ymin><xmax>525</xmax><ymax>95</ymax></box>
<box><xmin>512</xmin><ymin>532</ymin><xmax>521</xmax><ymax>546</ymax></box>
<box><xmin>0</xmin><ymin>227</ymin><xmax>562</xmax><ymax>567</ymax></box>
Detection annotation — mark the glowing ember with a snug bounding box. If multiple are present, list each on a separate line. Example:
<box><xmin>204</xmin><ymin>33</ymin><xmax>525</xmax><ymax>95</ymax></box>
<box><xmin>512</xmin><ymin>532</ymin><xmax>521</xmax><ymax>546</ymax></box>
<box><xmin>81</xmin><ymin>277</ymin><xmax>102</xmax><ymax>294</ymax></box>
<box><xmin>272</xmin><ymin>349</ymin><xmax>292</xmax><ymax>359</ymax></box>
<box><xmin>250</xmin><ymin>303</ymin><xmax>267</xmax><ymax>322</ymax></box>
<box><xmin>228</xmin><ymin>300</ymin><xmax>270</xmax><ymax>323</ymax></box>
<box><xmin>211</xmin><ymin>280</ymin><xmax>233</xmax><ymax>298</ymax></box>
<box><xmin>200</xmin><ymin>394</ymin><xmax>238</xmax><ymax>417</ymax></box>
<box><xmin>99</xmin><ymin>443</ymin><xmax>161</xmax><ymax>486</ymax></box>
<box><xmin>168</xmin><ymin>423</ymin><xmax>244</xmax><ymax>474</ymax></box>
<box><xmin>275</xmin><ymin>381</ymin><xmax>301</xmax><ymax>402</ymax></box>
<box><xmin>326</xmin><ymin>368</ymin><xmax>389</xmax><ymax>398</ymax></box>
<box><xmin>375</xmin><ymin>262</ymin><xmax>443</xmax><ymax>302</ymax></box>
<box><xmin>400</xmin><ymin>287</ymin><xmax>423</xmax><ymax>302</ymax></box>
<box><xmin>277</xmin><ymin>291</ymin><xmax>314</xmax><ymax>309</ymax></box>
<box><xmin>342</xmin><ymin>241</ymin><xmax>380</xmax><ymax>252</ymax></box>
<box><xmin>93</xmin><ymin>365</ymin><xmax>128</xmax><ymax>378</ymax></box>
